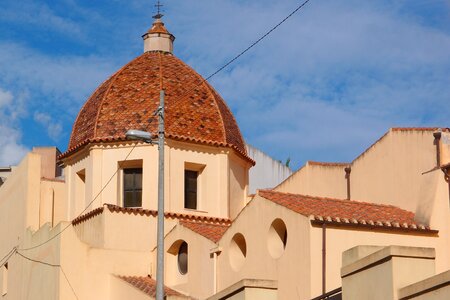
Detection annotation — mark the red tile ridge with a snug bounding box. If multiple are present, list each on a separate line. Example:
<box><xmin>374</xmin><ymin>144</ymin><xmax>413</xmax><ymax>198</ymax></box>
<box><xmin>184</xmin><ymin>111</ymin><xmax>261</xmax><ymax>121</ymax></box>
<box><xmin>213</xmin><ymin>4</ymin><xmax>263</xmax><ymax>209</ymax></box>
<box><xmin>307</xmin><ymin>161</ymin><xmax>349</xmax><ymax>167</ymax></box>
<box><xmin>58</xmin><ymin>135</ymin><xmax>255</xmax><ymax>166</ymax></box>
<box><xmin>117</xmin><ymin>275</ymin><xmax>190</xmax><ymax>298</ymax></box>
<box><xmin>179</xmin><ymin>220</ymin><xmax>230</xmax><ymax>243</ymax></box>
<box><xmin>72</xmin><ymin>204</ymin><xmax>231</xmax><ymax>226</ymax></box>
<box><xmin>258</xmin><ymin>189</ymin><xmax>401</xmax><ymax>208</ymax></box>
<box><xmin>72</xmin><ymin>206</ymin><xmax>105</xmax><ymax>226</ymax></box>
<box><xmin>257</xmin><ymin>190</ymin><xmax>436</xmax><ymax>233</ymax></box>
<box><xmin>391</xmin><ymin>127</ymin><xmax>441</xmax><ymax>132</ymax></box>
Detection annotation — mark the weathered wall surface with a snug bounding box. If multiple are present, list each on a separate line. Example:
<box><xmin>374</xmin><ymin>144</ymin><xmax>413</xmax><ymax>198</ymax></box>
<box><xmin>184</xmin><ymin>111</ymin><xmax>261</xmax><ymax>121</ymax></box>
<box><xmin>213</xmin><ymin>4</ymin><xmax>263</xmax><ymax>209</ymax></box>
<box><xmin>246</xmin><ymin>145</ymin><xmax>292</xmax><ymax>195</ymax></box>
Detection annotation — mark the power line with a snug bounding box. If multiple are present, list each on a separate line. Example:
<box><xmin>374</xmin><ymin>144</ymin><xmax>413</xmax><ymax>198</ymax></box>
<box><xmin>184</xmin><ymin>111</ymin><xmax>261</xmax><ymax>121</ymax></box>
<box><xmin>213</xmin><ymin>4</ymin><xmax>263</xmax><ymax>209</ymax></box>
<box><xmin>18</xmin><ymin>140</ymin><xmax>142</xmax><ymax>252</ymax></box>
<box><xmin>171</xmin><ymin>0</ymin><xmax>313</xmax><ymax>106</ymax></box>
<box><xmin>203</xmin><ymin>0</ymin><xmax>312</xmax><ymax>83</ymax></box>
<box><xmin>16</xmin><ymin>251</ymin><xmax>79</xmax><ymax>300</ymax></box>
<box><xmin>1</xmin><ymin>0</ymin><xmax>313</xmax><ymax>260</ymax></box>
<box><xmin>0</xmin><ymin>247</ymin><xmax>16</xmax><ymax>268</ymax></box>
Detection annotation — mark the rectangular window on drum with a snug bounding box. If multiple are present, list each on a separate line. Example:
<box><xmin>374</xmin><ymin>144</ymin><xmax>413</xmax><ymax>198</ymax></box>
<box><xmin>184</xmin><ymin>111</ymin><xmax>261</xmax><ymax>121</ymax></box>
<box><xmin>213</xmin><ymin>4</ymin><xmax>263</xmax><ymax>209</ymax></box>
<box><xmin>184</xmin><ymin>170</ymin><xmax>198</xmax><ymax>209</ymax></box>
<box><xmin>123</xmin><ymin>168</ymin><xmax>143</xmax><ymax>208</ymax></box>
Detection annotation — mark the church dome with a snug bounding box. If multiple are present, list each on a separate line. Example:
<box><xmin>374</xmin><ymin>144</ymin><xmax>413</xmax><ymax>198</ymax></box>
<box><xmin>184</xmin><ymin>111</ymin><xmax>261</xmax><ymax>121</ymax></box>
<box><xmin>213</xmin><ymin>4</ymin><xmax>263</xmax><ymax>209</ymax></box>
<box><xmin>68</xmin><ymin>50</ymin><xmax>247</xmax><ymax>157</ymax></box>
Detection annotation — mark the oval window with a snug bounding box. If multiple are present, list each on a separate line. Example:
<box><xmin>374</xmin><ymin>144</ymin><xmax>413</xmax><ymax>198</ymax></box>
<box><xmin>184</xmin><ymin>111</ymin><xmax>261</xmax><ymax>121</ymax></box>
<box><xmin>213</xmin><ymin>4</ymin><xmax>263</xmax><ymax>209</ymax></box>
<box><xmin>178</xmin><ymin>241</ymin><xmax>188</xmax><ymax>275</ymax></box>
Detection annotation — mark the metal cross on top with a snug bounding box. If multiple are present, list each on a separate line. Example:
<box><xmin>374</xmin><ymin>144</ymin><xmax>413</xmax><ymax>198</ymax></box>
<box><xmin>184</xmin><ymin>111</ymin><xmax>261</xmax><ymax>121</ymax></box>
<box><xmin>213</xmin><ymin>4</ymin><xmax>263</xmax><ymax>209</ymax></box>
<box><xmin>153</xmin><ymin>0</ymin><xmax>164</xmax><ymax>19</ymax></box>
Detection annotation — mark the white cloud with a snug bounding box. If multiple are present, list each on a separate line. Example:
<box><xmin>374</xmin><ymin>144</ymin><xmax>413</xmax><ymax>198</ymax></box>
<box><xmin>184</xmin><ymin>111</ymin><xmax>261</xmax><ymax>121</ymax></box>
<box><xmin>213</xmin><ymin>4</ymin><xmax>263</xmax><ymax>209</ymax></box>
<box><xmin>0</xmin><ymin>1</ymin><xmax>83</xmax><ymax>37</ymax></box>
<box><xmin>0</xmin><ymin>42</ymin><xmax>116</xmax><ymax>109</ymax></box>
<box><xmin>164</xmin><ymin>0</ymin><xmax>450</xmax><ymax>166</ymax></box>
<box><xmin>0</xmin><ymin>88</ymin><xmax>28</xmax><ymax>166</ymax></box>
<box><xmin>0</xmin><ymin>89</ymin><xmax>13</xmax><ymax>108</ymax></box>
<box><xmin>0</xmin><ymin>0</ymin><xmax>449</xmax><ymax>168</ymax></box>
<box><xmin>34</xmin><ymin>112</ymin><xmax>63</xmax><ymax>141</ymax></box>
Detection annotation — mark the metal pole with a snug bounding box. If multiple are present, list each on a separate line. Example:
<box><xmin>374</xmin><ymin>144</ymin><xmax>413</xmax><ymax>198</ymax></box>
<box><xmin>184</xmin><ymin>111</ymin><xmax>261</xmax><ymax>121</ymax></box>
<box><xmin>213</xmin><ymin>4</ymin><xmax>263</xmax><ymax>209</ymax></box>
<box><xmin>156</xmin><ymin>90</ymin><xmax>165</xmax><ymax>300</ymax></box>
<box><xmin>322</xmin><ymin>223</ymin><xmax>326</xmax><ymax>295</ymax></box>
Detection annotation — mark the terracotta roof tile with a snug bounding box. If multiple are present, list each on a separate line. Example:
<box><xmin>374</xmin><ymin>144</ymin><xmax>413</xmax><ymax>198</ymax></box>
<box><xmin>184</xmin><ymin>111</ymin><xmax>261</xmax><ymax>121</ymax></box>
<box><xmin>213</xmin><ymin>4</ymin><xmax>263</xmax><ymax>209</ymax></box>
<box><xmin>179</xmin><ymin>220</ymin><xmax>229</xmax><ymax>243</ymax></box>
<box><xmin>307</xmin><ymin>161</ymin><xmax>349</xmax><ymax>167</ymax></box>
<box><xmin>72</xmin><ymin>204</ymin><xmax>231</xmax><ymax>226</ymax></box>
<box><xmin>391</xmin><ymin>127</ymin><xmax>440</xmax><ymax>132</ymax></box>
<box><xmin>68</xmin><ymin>51</ymin><xmax>247</xmax><ymax>161</ymax></box>
<box><xmin>147</xmin><ymin>20</ymin><xmax>171</xmax><ymax>35</ymax></box>
<box><xmin>118</xmin><ymin>276</ymin><xmax>191</xmax><ymax>298</ymax></box>
<box><xmin>258</xmin><ymin>190</ymin><xmax>435</xmax><ymax>232</ymax></box>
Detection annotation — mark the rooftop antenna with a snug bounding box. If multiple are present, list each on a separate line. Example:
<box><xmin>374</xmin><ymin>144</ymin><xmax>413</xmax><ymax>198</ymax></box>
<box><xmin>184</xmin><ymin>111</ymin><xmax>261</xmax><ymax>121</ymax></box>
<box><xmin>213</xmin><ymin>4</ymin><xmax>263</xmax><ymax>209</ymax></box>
<box><xmin>153</xmin><ymin>0</ymin><xmax>164</xmax><ymax>19</ymax></box>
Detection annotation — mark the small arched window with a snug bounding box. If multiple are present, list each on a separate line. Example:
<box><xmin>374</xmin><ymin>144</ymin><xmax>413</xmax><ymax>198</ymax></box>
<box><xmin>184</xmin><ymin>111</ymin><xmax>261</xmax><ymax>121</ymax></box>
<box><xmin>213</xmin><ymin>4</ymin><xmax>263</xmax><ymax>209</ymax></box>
<box><xmin>177</xmin><ymin>241</ymin><xmax>188</xmax><ymax>275</ymax></box>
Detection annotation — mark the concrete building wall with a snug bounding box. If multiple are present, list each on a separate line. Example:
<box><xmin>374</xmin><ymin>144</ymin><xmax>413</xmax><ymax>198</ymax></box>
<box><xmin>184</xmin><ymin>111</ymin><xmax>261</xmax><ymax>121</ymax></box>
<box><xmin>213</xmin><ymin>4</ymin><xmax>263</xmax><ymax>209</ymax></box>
<box><xmin>163</xmin><ymin>225</ymin><xmax>217</xmax><ymax>299</ymax></box>
<box><xmin>64</xmin><ymin>140</ymin><xmax>250</xmax><ymax>221</ymax></box>
<box><xmin>246</xmin><ymin>145</ymin><xmax>292</xmax><ymax>195</ymax></box>
<box><xmin>341</xmin><ymin>246</ymin><xmax>437</xmax><ymax>300</ymax></box>
<box><xmin>351</xmin><ymin>129</ymin><xmax>437</xmax><ymax>213</ymax></box>
<box><xmin>275</xmin><ymin>162</ymin><xmax>347</xmax><ymax>199</ymax></box>
<box><xmin>216</xmin><ymin>197</ymin><xmax>313</xmax><ymax>300</ymax></box>
<box><xmin>399</xmin><ymin>270</ymin><xmax>450</xmax><ymax>300</ymax></box>
<box><xmin>309</xmin><ymin>226</ymin><xmax>440</xmax><ymax>298</ymax></box>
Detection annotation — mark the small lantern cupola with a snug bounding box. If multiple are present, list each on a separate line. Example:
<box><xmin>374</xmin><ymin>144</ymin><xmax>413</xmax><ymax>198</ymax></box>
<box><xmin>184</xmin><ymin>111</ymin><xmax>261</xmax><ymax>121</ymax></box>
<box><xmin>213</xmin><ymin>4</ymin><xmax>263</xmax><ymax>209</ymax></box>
<box><xmin>142</xmin><ymin>12</ymin><xmax>175</xmax><ymax>53</ymax></box>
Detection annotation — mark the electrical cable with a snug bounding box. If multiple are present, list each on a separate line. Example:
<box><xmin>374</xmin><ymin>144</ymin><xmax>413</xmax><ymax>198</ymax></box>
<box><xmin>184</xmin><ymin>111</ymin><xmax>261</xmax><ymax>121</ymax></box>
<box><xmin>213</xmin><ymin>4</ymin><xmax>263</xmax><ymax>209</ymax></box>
<box><xmin>17</xmin><ymin>139</ymin><xmax>141</xmax><ymax>251</ymax></box>
<box><xmin>16</xmin><ymin>251</ymin><xmax>79</xmax><ymax>300</ymax></box>
<box><xmin>1</xmin><ymin>0</ymin><xmax>313</xmax><ymax>260</ymax></box>
<box><xmin>0</xmin><ymin>247</ymin><xmax>16</xmax><ymax>268</ymax></box>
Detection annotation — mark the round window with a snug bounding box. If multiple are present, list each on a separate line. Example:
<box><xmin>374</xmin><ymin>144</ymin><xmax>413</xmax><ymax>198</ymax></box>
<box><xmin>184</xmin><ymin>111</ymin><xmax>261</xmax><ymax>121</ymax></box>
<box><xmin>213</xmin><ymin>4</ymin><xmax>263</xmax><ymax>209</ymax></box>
<box><xmin>229</xmin><ymin>233</ymin><xmax>247</xmax><ymax>271</ymax></box>
<box><xmin>177</xmin><ymin>241</ymin><xmax>188</xmax><ymax>275</ymax></box>
<box><xmin>267</xmin><ymin>218</ymin><xmax>287</xmax><ymax>259</ymax></box>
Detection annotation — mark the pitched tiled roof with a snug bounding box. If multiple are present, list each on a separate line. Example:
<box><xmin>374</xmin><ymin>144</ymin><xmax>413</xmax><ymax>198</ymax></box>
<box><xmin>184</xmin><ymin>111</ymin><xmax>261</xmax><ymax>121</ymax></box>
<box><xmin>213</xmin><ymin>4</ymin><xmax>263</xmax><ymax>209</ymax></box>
<box><xmin>258</xmin><ymin>190</ymin><xmax>435</xmax><ymax>232</ymax></box>
<box><xmin>118</xmin><ymin>276</ymin><xmax>191</xmax><ymax>298</ymax></box>
<box><xmin>147</xmin><ymin>20</ymin><xmax>171</xmax><ymax>35</ymax></box>
<box><xmin>67</xmin><ymin>51</ymin><xmax>249</xmax><ymax>163</ymax></box>
<box><xmin>72</xmin><ymin>204</ymin><xmax>231</xmax><ymax>226</ymax></box>
<box><xmin>179</xmin><ymin>220</ymin><xmax>229</xmax><ymax>243</ymax></box>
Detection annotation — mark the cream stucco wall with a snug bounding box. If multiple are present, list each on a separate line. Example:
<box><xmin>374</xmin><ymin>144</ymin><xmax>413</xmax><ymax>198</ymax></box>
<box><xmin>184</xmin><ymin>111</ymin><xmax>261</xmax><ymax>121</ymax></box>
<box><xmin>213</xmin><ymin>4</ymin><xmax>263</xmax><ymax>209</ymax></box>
<box><xmin>309</xmin><ymin>225</ymin><xmax>440</xmax><ymax>298</ymax></box>
<box><xmin>14</xmin><ymin>220</ymin><xmax>152</xmax><ymax>300</ymax></box>
<box><xmin>216</xmin><ymin>197</ymin><xmax>312</xmax><ymax>300</ymax></box>
<box><xmin>341</xmin><ymin>246</ymin><xmax>436</xmax><ymax>300</ymax></box>
<box><xmin>74</xmin><ymin>209</ymin><xmax>177</xmax><ymax>252</ymax></box>
<box><xmin>398</xmin><ymin>270</ymin><xmax>450</xmax><ymax>300</ymax></box>
<box><xmin>275</xmin><ymin>129</ymin><xmax>446</xmax><ymax>217</ymax></box>
<box><xmin>214</xmin><ymin>195</ymin><xmax>442</xmax><ymax>300</ymax></box>
<box><xmin>163</xmin><ymin>224</ymin><xmax>217</xmax><ymax>299</ymax></box>
<box><xmin>39</xmin><ymin>179</ymin><xmax>67</xmax><ymax>228</ymax></box>
<box><xmin>63</xmin><ymin>140</ymin><xmax>250</xmax><ymax>221</ymax></box>
<box><xmin>274</xmin><ymin>162</ymin><xmax>347</xmax><ymax>199</ymax></box>
<box><xmin>350</xmin><ymin>130</ymin><xmax>437</xmax><ymax>213</ymax></box>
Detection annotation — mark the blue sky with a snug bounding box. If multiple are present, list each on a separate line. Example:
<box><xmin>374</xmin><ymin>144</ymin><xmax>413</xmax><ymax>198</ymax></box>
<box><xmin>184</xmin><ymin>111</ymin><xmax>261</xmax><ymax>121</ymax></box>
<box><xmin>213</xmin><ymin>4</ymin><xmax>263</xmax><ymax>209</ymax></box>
<box><xmin>0</xmin><ymin>0</ymin><xmax>449</xmax><ymax>169</ymax></box>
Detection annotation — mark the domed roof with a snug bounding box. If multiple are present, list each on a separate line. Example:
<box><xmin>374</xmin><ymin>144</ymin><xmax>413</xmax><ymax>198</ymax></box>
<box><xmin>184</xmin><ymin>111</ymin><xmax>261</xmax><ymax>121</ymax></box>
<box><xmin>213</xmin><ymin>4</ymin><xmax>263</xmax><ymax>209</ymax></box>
<box><xmin>68</xmin><ymin>51</ymin><xmax>248</xmax><ymax>158</ymax></box>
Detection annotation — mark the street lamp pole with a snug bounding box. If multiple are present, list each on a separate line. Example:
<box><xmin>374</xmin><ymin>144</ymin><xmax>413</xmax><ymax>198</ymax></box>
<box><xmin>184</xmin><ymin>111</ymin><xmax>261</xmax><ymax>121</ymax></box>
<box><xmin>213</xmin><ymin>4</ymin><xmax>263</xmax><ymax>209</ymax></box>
<box><xmin>125</xmin><ymin>90</ymin><xmax>166</xmax><ymax>299</ymax></box>
<box><xmin>156</xmin><ymin>89</ymin><xmax>165</xmax><ymax>300</ymax></box>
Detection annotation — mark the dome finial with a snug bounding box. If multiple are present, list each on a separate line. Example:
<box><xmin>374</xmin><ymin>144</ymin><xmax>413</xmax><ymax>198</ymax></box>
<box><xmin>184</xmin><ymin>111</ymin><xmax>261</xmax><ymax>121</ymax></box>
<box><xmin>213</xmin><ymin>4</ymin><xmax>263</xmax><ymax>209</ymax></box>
<box><xmin>142</xmin><ymin>0</ymin><xmax>175</xmax><ymax>53</ymax></box>
<box><xmin>153</xmin><ymin>0</ymin><xmax>164</xmax><ymax>20</ymax></box>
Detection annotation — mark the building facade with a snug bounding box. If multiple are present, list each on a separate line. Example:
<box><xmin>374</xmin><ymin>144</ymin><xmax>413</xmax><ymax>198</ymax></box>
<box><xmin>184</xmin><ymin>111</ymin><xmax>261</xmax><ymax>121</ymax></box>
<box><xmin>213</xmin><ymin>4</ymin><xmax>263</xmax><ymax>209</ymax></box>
<box><xmin>0</xmin><ymin>16</ymin><xmax>449</xmax><ymax>300</ymax></box>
